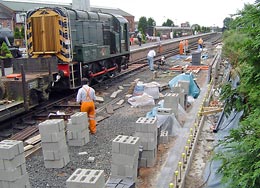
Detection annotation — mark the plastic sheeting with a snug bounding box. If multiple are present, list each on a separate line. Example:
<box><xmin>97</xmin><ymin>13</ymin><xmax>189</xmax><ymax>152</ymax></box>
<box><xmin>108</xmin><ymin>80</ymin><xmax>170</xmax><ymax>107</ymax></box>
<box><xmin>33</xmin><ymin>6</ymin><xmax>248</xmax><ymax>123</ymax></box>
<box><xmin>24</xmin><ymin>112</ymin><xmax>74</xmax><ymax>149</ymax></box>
<box><xmin>146</xmin><ymin>101</ymin><xmax>182</xmax><ymax>136</ymax></box>
<box><xmin>127</xmin><ymin>93</ymin><xmax>155</xmax><ymax>107</ymax></box>
<box><xmin>168</xmin><ymin>73</ymin><xmax>200</xmax><ymax>98</ymax></box>
<box><xmin>203</xmin><ymin>110</ymin><xmax>244</xmax><ymax>188</ymax></box>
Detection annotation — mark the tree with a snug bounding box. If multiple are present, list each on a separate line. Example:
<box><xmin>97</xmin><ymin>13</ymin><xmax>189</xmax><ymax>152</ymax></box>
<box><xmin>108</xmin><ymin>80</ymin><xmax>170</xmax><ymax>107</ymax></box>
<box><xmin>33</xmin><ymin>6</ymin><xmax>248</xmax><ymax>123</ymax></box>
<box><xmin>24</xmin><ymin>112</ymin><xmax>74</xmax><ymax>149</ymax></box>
<box><xmin>14</xmin><ymin>27</ymin><xmax>22</xmax><ymax>39</ymax></box>
<box><xmin>223</xmin><ymin>17</ymin><xmax>233</xmax><ymax>30</ymax></box>
<box><xmin>147</xmin><ymin>17</ymin><xmax>156</xmax><ymax>27</ymax></box>
<box><xmin>216</xmin><ymin>3</ymin><xmax>260</xmax><ymax>188</ymax></box>
<box><xmin>162</xmin><ymin>19</ymin><xmax>174</xmax><ymax>27</ymax></box>
<box><xmin>137</xmin><ymin>16</ymin><xmax>147</xmax><ymax>34</ymax></box>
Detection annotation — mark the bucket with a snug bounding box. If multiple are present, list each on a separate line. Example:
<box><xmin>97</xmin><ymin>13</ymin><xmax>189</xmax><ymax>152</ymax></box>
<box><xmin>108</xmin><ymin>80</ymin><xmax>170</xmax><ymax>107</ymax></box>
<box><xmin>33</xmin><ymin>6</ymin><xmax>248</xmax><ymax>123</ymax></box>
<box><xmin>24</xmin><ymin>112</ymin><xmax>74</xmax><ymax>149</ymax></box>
<box><xmin>133</xmin><ymin>82</ymin><xmax>144</xmax><ymax>96</ymax></box>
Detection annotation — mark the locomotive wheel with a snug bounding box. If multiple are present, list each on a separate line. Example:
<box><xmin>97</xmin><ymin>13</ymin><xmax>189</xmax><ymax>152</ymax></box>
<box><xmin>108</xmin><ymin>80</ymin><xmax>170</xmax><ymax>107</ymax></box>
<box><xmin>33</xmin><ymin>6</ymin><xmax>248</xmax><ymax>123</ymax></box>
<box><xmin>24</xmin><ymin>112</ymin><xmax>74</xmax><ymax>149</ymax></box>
<box><xmin>106</xmin><ymin>70</ymin><xmax>116</xmax><ymax>78</ymax></box>
<box><xmin>93</xmin><ymin>75</ymin><xmax>104</xmax><ymax>83</ymax></box>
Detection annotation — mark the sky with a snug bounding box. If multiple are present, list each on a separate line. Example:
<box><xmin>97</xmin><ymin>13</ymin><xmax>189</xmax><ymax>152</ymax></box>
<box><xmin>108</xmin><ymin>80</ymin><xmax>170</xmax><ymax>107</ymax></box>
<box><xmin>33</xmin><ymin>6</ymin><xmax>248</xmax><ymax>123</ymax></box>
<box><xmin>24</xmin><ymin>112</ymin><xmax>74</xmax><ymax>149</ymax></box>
<box><xmin>15</xmin><ymin>0</ymin><xmax>256</xmax><ymax>27</ymax></box>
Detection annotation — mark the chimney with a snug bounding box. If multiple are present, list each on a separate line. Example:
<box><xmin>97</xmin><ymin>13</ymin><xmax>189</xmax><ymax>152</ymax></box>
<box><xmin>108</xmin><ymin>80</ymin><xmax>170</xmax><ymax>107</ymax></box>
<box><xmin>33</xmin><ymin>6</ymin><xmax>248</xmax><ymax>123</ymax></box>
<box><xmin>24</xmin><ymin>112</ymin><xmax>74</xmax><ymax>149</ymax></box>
<box><xmin>72</xmin><ymin>0</ymin><xmax>90</xmax><ymax>11</ymax></box>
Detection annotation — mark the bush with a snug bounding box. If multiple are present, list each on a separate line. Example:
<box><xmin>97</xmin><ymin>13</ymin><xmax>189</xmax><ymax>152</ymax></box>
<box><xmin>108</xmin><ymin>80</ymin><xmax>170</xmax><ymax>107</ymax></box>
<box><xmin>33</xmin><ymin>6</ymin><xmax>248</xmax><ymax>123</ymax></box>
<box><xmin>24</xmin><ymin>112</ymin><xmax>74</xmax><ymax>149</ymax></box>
<box><xmin>0</xmin><ymin>42</ymin><xmax>13</xmax><ymax>59</ymax></box>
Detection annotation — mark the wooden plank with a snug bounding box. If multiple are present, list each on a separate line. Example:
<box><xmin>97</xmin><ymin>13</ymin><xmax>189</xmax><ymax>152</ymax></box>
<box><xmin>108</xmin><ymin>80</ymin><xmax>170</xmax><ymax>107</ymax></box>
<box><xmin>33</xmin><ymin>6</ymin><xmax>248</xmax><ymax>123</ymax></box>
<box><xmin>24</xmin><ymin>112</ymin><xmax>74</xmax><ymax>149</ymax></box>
<box><xmin>24</xmin><ymin>145</ymin><xmax>34</xmax><ymax>152</ymax></box>
<box><xmin>201</xmin><ymin>108</ymin><xmax>223</xmax><ymax>115</ymax></box>
<box><xmin>116</xmin><ymin>99</ymin><xmax>124</xmax><ymax>105</ymax></box>
<box><xmin>24</xmin><ymin>134</ymin><xmax>41</xmax><ymax>145</ymax></box>
<box><xmin>110</xmin><ymin>90</ymin><xmax>122</xmax><ymax>98</ymax></box>
<box><xmin>96</xmin><ymin>96</ymin><xmax>104</xmax><ymax>102</ymax></box>
<box><xmin>25</xmin><ymin>143</ymin><xmax>42</xmax><ymax>158</ymax></box>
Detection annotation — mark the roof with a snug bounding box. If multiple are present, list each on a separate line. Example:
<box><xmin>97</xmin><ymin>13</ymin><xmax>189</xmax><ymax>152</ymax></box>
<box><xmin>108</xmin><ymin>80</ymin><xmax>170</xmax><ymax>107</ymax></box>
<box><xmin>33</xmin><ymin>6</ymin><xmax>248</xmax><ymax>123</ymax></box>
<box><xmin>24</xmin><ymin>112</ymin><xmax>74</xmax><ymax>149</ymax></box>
<box><xmin>0</xmin><ymin>0</ymin><xmax>70</xmax><ymax>12</ymax></box>
<box><xmin>0</xmin><ymin>0</ymin><xmax>133</xmax><ymax>17</ymax></box>
<box><xmin>90</xmin><ymin>5</ymin><xmax>133</xmax><ymax>17</ymax></box>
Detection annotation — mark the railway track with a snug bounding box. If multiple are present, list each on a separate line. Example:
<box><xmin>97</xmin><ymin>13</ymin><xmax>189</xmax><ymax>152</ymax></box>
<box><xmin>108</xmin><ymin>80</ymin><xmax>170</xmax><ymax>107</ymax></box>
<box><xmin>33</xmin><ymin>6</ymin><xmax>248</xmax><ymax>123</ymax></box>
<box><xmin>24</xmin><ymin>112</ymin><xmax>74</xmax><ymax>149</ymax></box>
<box><xmin>0</xmin><ymin>33</ymin><xmax>222</xmax><ymax>143</ymax></box>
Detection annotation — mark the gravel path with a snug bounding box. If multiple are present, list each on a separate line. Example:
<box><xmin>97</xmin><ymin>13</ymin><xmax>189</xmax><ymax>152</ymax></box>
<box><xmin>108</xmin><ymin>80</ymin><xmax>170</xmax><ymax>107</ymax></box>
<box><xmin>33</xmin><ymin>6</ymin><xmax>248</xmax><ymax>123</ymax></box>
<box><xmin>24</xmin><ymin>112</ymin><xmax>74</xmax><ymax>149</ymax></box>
<box><xmin>25</xmin><ymin>57</ymin><xmax>211</xmax><ymax>188</ymax></box>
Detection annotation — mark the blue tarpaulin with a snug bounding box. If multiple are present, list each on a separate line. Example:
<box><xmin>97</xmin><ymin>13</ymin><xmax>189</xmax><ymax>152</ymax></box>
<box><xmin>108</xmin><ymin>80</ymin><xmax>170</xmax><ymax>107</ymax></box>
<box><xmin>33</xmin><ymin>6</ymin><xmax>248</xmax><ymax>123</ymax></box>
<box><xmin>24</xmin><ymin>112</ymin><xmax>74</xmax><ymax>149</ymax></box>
<box><xmin>168</xmin><ymin>73</ymin><xmax>200</xmax><ymax>98</ymax></box>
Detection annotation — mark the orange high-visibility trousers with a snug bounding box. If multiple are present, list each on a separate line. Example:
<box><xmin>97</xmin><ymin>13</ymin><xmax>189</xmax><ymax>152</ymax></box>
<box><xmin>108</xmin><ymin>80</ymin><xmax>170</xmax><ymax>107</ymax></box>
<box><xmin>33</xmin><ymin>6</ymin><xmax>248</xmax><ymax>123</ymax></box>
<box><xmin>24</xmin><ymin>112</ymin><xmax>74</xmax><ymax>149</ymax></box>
<box><xmin>80</xmin><ymin>101</ymin><xmax>96</xmax><ymax>134</ymax></box>
<box><xmin>179</xmin><ymin>41</ymin><xmax>184</xmax><ymax>55</ymax></box>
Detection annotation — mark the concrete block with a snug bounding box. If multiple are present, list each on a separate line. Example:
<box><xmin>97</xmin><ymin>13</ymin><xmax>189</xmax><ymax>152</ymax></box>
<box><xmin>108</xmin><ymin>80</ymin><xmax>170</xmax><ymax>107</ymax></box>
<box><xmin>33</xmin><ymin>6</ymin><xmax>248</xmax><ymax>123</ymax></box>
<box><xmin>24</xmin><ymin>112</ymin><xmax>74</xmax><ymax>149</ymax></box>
<box><xmin>135</xmin><ymin>117</ymin><xmax>157</xmax><ymax>133</ymax></box>
<box><xmin>111</xmin><ymin>163</ymin><xmax>137</xmax><ymax>181</ymax></box>
<box><xmin>112</xmin><ymin>153</ymin><xmax>138</xmax><ymax>166</ymax></box>
<box><xmin>178</xmin><ymin>80</ymin><xmax>190</xmax><ymax>94</ymax></box>
<box><xmin>40</xmin><ymin>131</ymin><xmax>66</xmax><ymax>143</ymax></box>
<box><xmin>0</xmin><ymin>140</ymin><xmax>24</xmax><ymax>160</ymax></box>
<box><xmin>42</xmin><ymin>146</ymin><xmax>69</xmax><ymax>161</ymax></box>
<box><xmin>112</xmin><ymin>135</ymin><xmax>139</xmax><ymax>155</ymax></box>
<box><xmin>0</xmin><ymin>173</ymin><xmax>31</xmax><ymax>188</ymax></box>
<box><xmin>70</xmin><ymin>112</ymin><xmax>88</xmax><ymax>125</ymax></box>
<box><xmin>160</xmin><ymin>131</ymin><xmax>169</xmax><ymax>144</ymax></box>
<box><xmin>157</xmin><ymin>108</ymin><xmax>173</xmax><ymax>115</ymax></box>
<box><xmin>38</xmin><ymin>119</ymin><xmax>65</xmax><ymax>133</ymax></box>
<box><xmin>0</xmin><ymin>153</ymin><xmax>25</xmax><ymax>170</ymax></box>
<box><xmin>0</xmin><ymin>163</ymin><xmax>27</xmax><ymax>181</ymax></box>
<box><xmin>41</xmin><ymin>138</ymin><xmax>67</xmax><ymax>151</ymax></box>
<box><xmin>141</xmin><ymin>149</ymin><xmax>157</xmax><ymax>159</ymax></box>
<box><xmin>67</xmin><ymin>122</ymin><xmax>88</xmax><ymax>132</ymax></box>
<box><xmin>66</xmin><ymin>168</ymin><xmax>105</xmax><ymax>188</ymax></box>
<box><xmin>44</xmin><ymin>153</ymin><xmax>70</xmax><ymax>169</ymax></box>
<box><xmin>164</xmin><ymin>93</ymin><xmax>179</xmax><ymax>117</ymax></box>
<box><xmin>67</xmin><ymin>136</ymin><xmax>89</xmax><ymax>147</ymax></box>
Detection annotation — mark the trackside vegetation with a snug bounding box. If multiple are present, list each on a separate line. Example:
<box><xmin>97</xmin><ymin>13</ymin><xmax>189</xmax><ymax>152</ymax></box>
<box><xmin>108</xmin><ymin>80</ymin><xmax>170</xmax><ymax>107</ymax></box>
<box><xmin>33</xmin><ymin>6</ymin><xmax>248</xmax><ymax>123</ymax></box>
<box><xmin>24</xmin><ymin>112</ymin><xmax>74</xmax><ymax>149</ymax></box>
<box><xmin>216</xmin><ymin>2</ymin><xmax>260</xmax><ymax>188</ymax></box>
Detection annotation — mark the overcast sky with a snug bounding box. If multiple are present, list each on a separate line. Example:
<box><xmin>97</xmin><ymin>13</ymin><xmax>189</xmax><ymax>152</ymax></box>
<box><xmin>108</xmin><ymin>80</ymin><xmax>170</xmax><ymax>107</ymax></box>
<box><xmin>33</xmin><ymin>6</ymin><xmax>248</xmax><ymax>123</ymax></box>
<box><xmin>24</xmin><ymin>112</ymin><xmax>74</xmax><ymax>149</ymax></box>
<box><xmin>19</xmin><ymin>0</ymin><xmax>256</xmax><ymax>27</ymax></box>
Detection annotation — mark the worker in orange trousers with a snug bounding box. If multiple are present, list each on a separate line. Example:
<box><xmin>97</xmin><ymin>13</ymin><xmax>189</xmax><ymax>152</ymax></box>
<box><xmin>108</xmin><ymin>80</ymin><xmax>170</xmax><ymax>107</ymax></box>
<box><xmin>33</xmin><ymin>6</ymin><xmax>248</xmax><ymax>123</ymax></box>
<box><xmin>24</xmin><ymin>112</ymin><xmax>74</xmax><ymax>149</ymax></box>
<box><xmin>179</xmin><ymin>40</ymin><xmax>184</xmax><ymax>55</ymax></box>
<box><xmin>76</xmin><ymin>78</ymin><xmax>97</xmax><ymax>134</ymax></box>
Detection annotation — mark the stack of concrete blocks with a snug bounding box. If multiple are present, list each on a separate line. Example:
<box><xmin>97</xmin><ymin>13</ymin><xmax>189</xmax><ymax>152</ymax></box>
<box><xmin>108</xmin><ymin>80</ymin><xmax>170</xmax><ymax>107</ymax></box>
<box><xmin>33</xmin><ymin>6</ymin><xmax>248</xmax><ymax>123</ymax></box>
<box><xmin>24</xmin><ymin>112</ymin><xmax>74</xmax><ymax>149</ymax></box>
<box><xmin>105</xmin><ymin>177</ymin><xmax>135</xmax><ymax>188</ymax></box>
<box><xmin>66</xmin><ymin>168</ymin><xmax>105</xmax><ymax>188</ymax></box>
<box><xmin>164</xmin><ymin>93</ymin><xmax>179</xmax><ymax>120</ymax></box>
<box><xmin>135</xmin><ymin>117</ymin><xmax>158</xmax><ymax>168</ymax></box>
<box><xmin>157</xmin><ymin>108</ymin><xmax>171</xmax><ymax>145</ymax></box>
<box><xmin>178</xmin><ymin>80</ymin><xmax>190</xmax><ymax>95</ymax></box>
<box><xmin>67</xmin><ymin>112</ymin><xmax>90</xmax><ymax>146</ymax></box>
<box><xmin>111</xmin><ymin>135</ymin><xmax>140</xmax><ymax>182</ymax></box>
<box><xmin>0</xmin><ymin>140</ymin><xmax>31</xmax><ymax>188</ymax></box>
<box><xmin>172</xmin><ymin>84</ymin><xmax>186</xmax><ymax>110</ymax></box>
<box><xmin>160</xmin><ymin>131</ymin><xmax>169</xmax><ymax>144</ymax></box>
<box><xmin>38</xmin><ymin>119</ymin><xmax>70</xmax><ymax>168</ymax></box>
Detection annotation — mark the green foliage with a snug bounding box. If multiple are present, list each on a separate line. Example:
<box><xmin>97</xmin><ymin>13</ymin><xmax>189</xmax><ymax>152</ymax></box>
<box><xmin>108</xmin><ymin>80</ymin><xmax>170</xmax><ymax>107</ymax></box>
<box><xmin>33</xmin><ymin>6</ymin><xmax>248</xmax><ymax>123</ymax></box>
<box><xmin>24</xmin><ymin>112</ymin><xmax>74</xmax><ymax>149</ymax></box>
<box><xmin>138</xmin><ymin>17</ymin><xmax>147</xmax><ymax>34</ymax></box>
<box><xmin>162</xmin><ymin>19</ymin><xmax>174</xmax><ymax>27</ymax></box>
<box><xmin>14</xmin><ymin>27</ymin><xmax>22</xmax><ymax>39</ymax></box>
<box><xmin>20</xmin><ymin>26</ymin><xmax>25</xmax><ymax>39</ymax></box>
<box><xmin>0</xmin><ymin>42</ymin><xmax>12</xmax><ymax>59</ymax></box>
<box><xmin>217</xmin><ymin>2</ymin><xmax>260</xmax><ymax>188</ymax></box>
<box><xmin>147</xmin><ymin>17</ymin><xmax>156</xmax><ymax>27</ymax></box>
<box><xmin>223</xmin><ymin>17</ymin><xmax>233</xmax><ymax>30</ymax></box>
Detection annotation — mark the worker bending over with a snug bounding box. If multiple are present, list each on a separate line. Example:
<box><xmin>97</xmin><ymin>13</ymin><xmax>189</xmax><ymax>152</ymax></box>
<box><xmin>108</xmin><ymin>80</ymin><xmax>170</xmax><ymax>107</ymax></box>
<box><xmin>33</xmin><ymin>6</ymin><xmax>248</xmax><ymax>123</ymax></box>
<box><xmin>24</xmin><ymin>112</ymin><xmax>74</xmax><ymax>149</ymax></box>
<box><xmin>147</xmin><ymin>49</ymin><xmax>156</xmax><ymax>71</ymax></box>
<box><xmin>76</xmin><ymin>78</ymin><xmax>97</xmax><ymax>134</ymax></box>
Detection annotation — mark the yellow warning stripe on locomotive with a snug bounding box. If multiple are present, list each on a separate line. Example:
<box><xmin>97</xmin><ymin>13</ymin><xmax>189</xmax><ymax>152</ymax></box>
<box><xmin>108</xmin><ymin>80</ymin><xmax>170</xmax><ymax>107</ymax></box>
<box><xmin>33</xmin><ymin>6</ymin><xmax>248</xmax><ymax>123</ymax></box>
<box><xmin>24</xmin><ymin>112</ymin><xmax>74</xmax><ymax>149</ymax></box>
<box><xmin>26</xmin><ymin>8</ymin><xmax>71</xmax><ymax>63</ymax></box>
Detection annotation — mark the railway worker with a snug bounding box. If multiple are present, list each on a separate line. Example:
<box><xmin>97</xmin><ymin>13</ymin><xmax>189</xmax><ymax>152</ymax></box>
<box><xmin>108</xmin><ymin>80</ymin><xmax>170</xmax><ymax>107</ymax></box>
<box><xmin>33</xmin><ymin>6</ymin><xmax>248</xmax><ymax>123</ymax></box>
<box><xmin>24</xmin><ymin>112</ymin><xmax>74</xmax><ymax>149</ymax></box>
<box><xmin>76</xmin><ymin>78</ymin><xmax>97</xmax><ymax>134</ymax></box>
<box><xmin>184</xmin><ymin>39</ymin><xmax>189</xmax><ymax>54</ymax></box>
<box><xmin>147</xmin><ymin>49</ymin><xmax>156</xmax><ymax>71</ymax></box>
<box><xmin>130</xmin><ymin>34</ymin><xmax>134</xmax><ymax>46</ymax></box>
<box><xmin>198</xmin><ymin>38</ymin><xmax>203</xmax><ymax>50</ymax></box>
<box><xmin>137</xmin><ymin>32</ymin><xmax>142</xmax><ymax>46</ymax></box>
<box><xmin>179</xmin><ymin>40</ymin><xmax>184</xmax><ymax>55</ymax></box>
